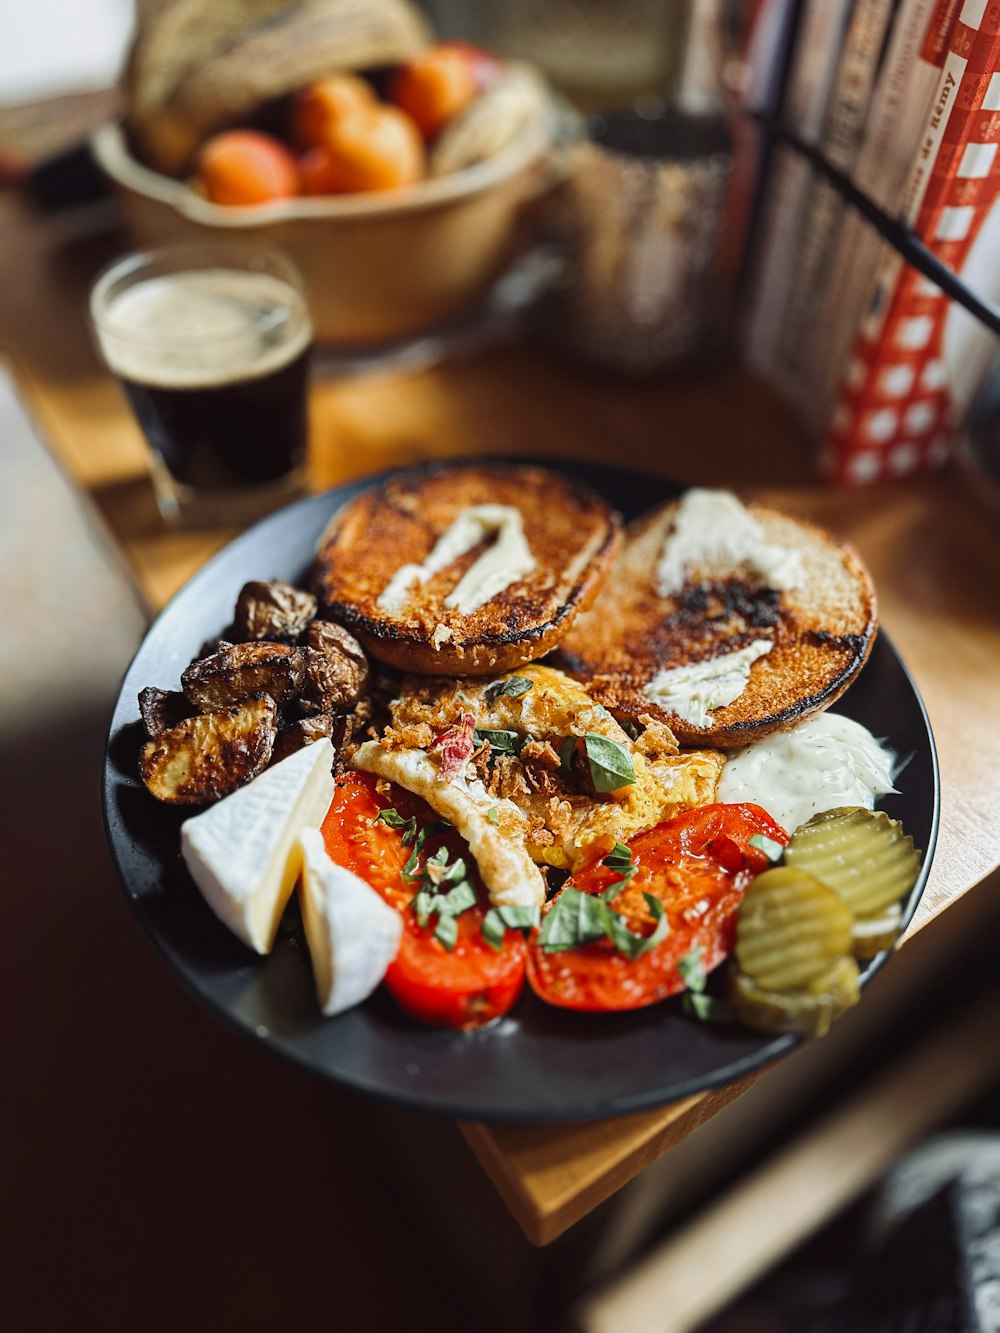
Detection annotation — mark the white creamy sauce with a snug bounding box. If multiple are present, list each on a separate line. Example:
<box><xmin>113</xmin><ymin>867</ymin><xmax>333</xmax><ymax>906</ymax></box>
<box><xmin>656</xmin><ymin>488</ymin><xmax>803</xmax><ymax>597</ymax></box>
<box><xmin>645</xmin><ymin>639</ymin><xmax>773</xmax><ymax>727</ymax></box>
<box><xmin>717</xmin><ymin>712</ymin><xmax>897</xmax><ymax>835</ymax></box>
<box><xmin>377</xmin><ymin>504</ymin><xmax>535</xmax><ymax>616</ymax></box>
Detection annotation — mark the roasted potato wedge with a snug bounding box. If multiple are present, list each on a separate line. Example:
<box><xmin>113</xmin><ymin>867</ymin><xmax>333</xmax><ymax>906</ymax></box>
<box><xmin>234</xmin><ymin>579</ymin><xmax>317</xmax><ymax>642</ymax></box>
<box><xmin>138</xmin><ymin>686</ymin><xmax>196</xmax><ymax>740</ymax></box>
<box><xmin>139</xmin><ymin>696</ymin><xmax>277</xmax><ymax>804</ymax></box>
<box><xmin>182</xmin><ymin>641</ymin><xmax>304</xmax><ymax>710</ymax></box>
<box><xmin>271</xmin><ymin>713</ymin><xmax>345</xmax><ymax>766</ymax></box>
<box><xmin>298</xmin><ymin>621</ymin><xmax>369</xmax><ymax>716</ymax></box>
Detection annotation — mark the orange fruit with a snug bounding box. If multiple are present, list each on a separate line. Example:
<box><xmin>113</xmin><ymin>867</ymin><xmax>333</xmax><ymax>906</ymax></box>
<box><xmin>196</xmin><ymin>130</ymin><xmax>299</xmax><ymax>206</ymax></box>
<box><xmin>290</xmin><ymin>74</ymin><xmax>375</xmax><ymax>148</ymax></box>
<box><xmin>390</xmin><ymin>41</ymin><xmax>501</xmax><ymax>140</ymax></box>
<box><xmin>311</xmin><ymin>104</ymin><xmax>424</xmax><ymax>193</ymax></box>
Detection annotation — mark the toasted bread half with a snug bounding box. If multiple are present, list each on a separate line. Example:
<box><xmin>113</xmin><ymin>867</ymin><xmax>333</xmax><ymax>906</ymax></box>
<box><xmin>312</xmin><ymin>463</ymin><xmax>622</xmax><ymax>675</ymax></box>
<box><xmin>556</xmin><ymin>495</ymin><xmax>877</xmax><ymax>748</ymax></box>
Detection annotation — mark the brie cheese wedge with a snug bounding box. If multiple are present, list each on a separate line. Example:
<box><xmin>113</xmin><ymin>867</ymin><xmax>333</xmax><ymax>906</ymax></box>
<box><xmin>298</xmin><ymin>828</ymin><xmax>403</xmax><ymax>1017</ymax></box>
<box><xmin>180</xmin><ymin>738</ymin><xmax>335</xmax><ymax>954</ymax></box>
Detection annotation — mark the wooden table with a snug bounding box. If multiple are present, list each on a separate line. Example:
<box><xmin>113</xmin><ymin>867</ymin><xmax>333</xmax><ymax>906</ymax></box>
<box><xmin>6</xmin><ymin>191</ymin><xmax>1000</xmax><ymax>1253</ymax></box>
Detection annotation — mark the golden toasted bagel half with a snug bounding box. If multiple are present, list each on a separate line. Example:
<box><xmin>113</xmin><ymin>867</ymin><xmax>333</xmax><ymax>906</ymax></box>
<box><xmin>556</xmin><ymin>490</ymin><xmax>877</xmax><ymax>748</ymax></box>
<box><xmin>312</xmin><ymin>463</ymin><xmax>622</xmax><ymax>676</ymax></box>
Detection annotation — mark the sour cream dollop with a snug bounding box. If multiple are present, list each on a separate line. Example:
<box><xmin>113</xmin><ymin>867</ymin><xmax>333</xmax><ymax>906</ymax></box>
<box><xmin>717</xmin><ymin>712</ymin><xmax>896</xmax><ymax>835</ymax></box>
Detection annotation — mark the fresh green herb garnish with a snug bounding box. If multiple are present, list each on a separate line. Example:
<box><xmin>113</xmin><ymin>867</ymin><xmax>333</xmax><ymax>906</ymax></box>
<box><xmin>537</xmin><ymin>888</ymin><xmax>609</xmax><ymax>953</ymax></box>
<box><xmin>473</xmin><ymin>727</ymin><xmax>527</xmax><ymax>757</ymax></box>
<box><xmin>374</xmin><ymin>807</ymin><xmax>408</xmax><ymax>830</ymax></box>
<box><xmin>433</xmin><ymin>914</ymin><xmax>459</xmax><ymax>951</ymax></box>
<box><xmin>481</xmin><ymin>904</ymin><xmax>541</xmax><ymax>952</ymax></box>
<box><xmin>558</xmin><ymin>734</ymin><xmax>579</xmax><ymax>777</ymax></box>
<box><xmin>601</xmin><ymin>841</ymin><xmax>637</xmax><ymax>887</ymax></box>
<box><xmin>375</xmin><ymin>807</ymin><xmax>421</xmax><ymax>846</ymax></box>
<box><xmin>408</xmin><ymin>847</ymin><xmax>477</xmax><ymax>951</ymax></box>
<box><xmin>584</xmin><ymin>733</ymin><xmax>636</xmax><ymax>792</ymax></box>
<box><xmin>748</xmin><ymin>833</ymin><xmax>785</xmax><ymax>863</ymax></box>
<box><xmin>538</xmin><ymin>887</ymin><xmax>667</xmax><ymax>960</ymax></box>
<box><xmin>677</xmin><ymin>946</ymin><xmax>707</xmax><ymax>992</ymax></box>
<box><xmin>621</xmin><ymin>720</ymin><xmax>642</xmax><ymax>741</ymax></box>
<box><xmin>682</xmin><ymin>993</ymin><xmax>736</xmax><ymax>1022</ymax></box>
<box><xmin>605</xmin><ymin>894</ymin><xmax>669</xmax><ymax>960</ymax></box>
<box><xmin>677</xmin><ymin>948</ymin><xmax>735</xmax><ymax>1020</ymax></box>
<box><xmin>484</xmin><ymin>676</ymin><xmax>534</xmax><ymax>705</ymax></box>
<box><xmin>486</xmin><ymin>808</ymin><xmax>499</xmax><ymax>826</ymax></box>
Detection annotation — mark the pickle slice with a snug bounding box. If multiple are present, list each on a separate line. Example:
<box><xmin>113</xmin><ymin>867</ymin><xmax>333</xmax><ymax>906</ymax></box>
<box><xmin>851</xmin><ymin>902</ymin><xmax>904</xmax><ymax>960</ymax></box>
<box><xmin>735</xmin><ymin>867</ymin><xmax>854</xmax><ymax>992</ymax></box>
<box><xmin>784</xmin><ymin>807</ymin><xmax>921</xmax><ymax>918</ymax></box>
<box><xmin>728</xmin><ymin>956</ymin><xmax>861</xmax><ymax>1038</ymax></box>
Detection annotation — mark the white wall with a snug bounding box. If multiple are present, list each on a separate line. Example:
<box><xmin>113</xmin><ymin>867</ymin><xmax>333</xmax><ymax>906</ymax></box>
<box><xmin>0</xmin><ymin>0</ymin><xmax>132</xmax><ymax>102</ymax></box>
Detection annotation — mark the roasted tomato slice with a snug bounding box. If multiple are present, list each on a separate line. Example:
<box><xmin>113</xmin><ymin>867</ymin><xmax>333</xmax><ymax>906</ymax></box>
<box><xmin>527</xmin><ymin>803</ymin><xmax>788</xmax><ymax>1013</ymax></box>
<box><xmin>321</xmin><ymin>771</ymin><xmax>526</xmax><ymax>1029</ymax></box>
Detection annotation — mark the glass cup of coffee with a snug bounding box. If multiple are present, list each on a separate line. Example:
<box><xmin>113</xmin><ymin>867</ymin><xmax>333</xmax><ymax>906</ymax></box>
<box><xmin>90</xmin><ymin>243</ymin><xmax>313</xmax><ymax>526</ymax></box>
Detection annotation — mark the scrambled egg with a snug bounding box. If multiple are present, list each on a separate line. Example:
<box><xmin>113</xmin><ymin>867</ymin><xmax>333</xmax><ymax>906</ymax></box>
<box><xmin>351</xmin><ymin>664</ymin><xmax>724</xmax><ymax>900</ymax></box>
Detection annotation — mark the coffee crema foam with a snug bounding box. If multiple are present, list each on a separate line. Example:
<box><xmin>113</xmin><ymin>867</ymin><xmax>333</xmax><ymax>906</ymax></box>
<box><xmin>97</xmin><ymin>269</ymin><xmax>311</xmax><ymax>389</ymax></box>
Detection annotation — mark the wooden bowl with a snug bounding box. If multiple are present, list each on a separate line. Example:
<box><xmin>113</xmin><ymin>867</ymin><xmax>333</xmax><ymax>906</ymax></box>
<box><xmin>92</xmin><ymin>109</ymin><xmax>554</xmax><ymax>346</ymax></box>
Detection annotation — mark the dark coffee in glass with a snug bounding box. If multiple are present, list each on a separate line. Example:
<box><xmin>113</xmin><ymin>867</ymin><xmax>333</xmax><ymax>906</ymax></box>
<box><xmin>91</xmin><ymin>246</ymin><xmax>312</xmax><ymax>524</ymax></box>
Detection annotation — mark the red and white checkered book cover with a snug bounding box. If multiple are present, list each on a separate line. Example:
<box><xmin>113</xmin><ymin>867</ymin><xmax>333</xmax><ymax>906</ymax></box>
<box><xmin>822</xmin><ymin>0</ymin><xmax>1000</xmax><ymax>486</ymax></box>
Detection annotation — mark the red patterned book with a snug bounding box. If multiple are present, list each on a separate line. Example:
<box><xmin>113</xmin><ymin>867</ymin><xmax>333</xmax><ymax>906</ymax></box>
<box><xmin>822</xmin><ymin>0</ymin><xmax>1000</xmax><ymax>485</ymax></box>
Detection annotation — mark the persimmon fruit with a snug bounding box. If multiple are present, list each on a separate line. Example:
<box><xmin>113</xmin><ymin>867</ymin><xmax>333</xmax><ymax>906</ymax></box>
<box><xmin>196</xmin><ymin>130</ymin><xmax>299</xmax><ymax>206</ymax></box>
<box><xmin>290</xmin><ymin>74</ymin><xmax>375</xmax><ymax>148</ymax></box>
<box><xmin>390</xmin><ymin>41</ymin><xmax>501</xmax><ymax>140</ymax></box>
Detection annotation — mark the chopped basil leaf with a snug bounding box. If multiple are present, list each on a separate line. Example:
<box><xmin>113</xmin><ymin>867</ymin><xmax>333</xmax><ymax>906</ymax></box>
<box><xmin>401</xmin><ymin>846</ymin><xmax>422</xmax><ymax>881</ymax></box>
<box><xmin>601</xmin><ymin>841</ymin><xmax>637</xmax><ymax>886</ymax></box>
<box><xmin>537</xmin><ymin>888</ymin><xmax>609</xmax><ymax>953</ymax></box>
<box><xmin>678</xmin><ymin>946</ymin><xmax>707</xmax><ymax>992</ymax></box>
<box><xmin>748</xmin><ymin>833</ymin><xmax>785</xmax><ymax>863</ymax></box>
<box><xmin>473</xmin><ymin>727</ymin><xmax>526</xmax><ymax>757</ymax></box>
<box><xmin>539</xmin><ymin>887</ymin><xmax>665</xmax><ymax>960</ymax></box>
<box><xmin>558</xmin><ymin>734</ymin><xmax>579</xmax><ymax>777</ymax></box>
<box><xmin>375</xmin><ymin>808</ymin><xmax>423</xmax><ymax>847</ymax></box>
<box><xmin>481</xmin><ymin>908</ymin><xmax>507</xmax><ymax>952</ymax></box>
<box><xmin>373</xmin><ymin>808</ymin><xmax>408</xmax><ymax>829</ymax></box>
<box><xmin>621</xmin><ymin>720</ymin><xmax>642</xmax><ymax>741</ymax></box>
<box><xmin>584</xmin><ymin>733</ymin><xmax>636</xmax><ymax>792</ymax></box>
<box><xmin>486</xmin><ymin>807</ymin><xmax>499</xmax><ymax>826</ymax></box>
<box><xmin>605</xmin><ymin>894</ymin><xmax>668</xmax><ymax>960</ymax></box>
<box><xmin>484</xmin><ymin>676</ymin><xmax>534</xmax><ymax>704</ymax></box>
<box><xmin>481</xmin><ymin>903</ymin><xmax>540</xmax><ymax>951</ymax></box>
<box><xmin>411</xmin><ymin>887</ymin><xmax>435</xmax><ymax>927</ymax></box>
<box><xmin>682</xmin><ymin>993</ymin><xmax>736</xmax><ymax>1023</ymax></box>
<box><xmin>498</xmin><ymin>905</ymin><xmax>540</xmax><ymax>931</ymax></box>
<box><xmin>434</xmin><ymin>913</ymin><xmax>458</xmax><ymax>951</ymax></box>
<box><xmin>434</xmin><ymin>879</ymin><xmax>477</xmax><ymax>916</ymax></box>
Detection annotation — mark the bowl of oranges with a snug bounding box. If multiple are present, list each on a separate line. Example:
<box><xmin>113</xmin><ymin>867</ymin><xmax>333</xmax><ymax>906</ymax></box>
<box><xmin>94</xmin><ymin>36</ymin><xmax>555</xmax><ymax>345</ymax></box>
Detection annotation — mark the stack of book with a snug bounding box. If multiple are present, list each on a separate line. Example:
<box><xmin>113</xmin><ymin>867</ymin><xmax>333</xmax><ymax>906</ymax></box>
<box><xmin>741</xmin><ymin>0</ymin><xmax>1000</xmax><ymax>484</ymax></box>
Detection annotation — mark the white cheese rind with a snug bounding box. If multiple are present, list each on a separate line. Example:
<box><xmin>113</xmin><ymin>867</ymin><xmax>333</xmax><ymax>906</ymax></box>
<box><xmin>376</xmin><ymin>504</ymin><xmax>535</xmax><ymax>615</ymax></box>
<box><xmin>644</xmin><ymin>640</ymin><xmax>774</xmax><ymax>727</ymax></box>
<box><xmin>717</xmin><ymin>712</ymin><xmax>896</xmax><ymax>834</ymax></box>
<box><xmin>298</xmin><ymin>828</ymin><xmax>403</xmax><ymax>1017</ymax></box>
<box><xmin>656</xmin><ymin>489</ymin><xmax>803</xmax><ymax>596</ymax></box>
<box><xmin>351</xmin><ymin>741</ymin><xmax>546</xmax><ymax>909</ymax></box>
<box><xmin>180</xmin><ymin>739</ymin><xmax>335</xmax><ymax>955</ymax></box>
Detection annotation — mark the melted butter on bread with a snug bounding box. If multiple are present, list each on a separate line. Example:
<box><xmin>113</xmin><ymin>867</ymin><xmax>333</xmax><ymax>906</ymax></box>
<box><xmin>645</xmin><ymin>639</ymin><xmax>774</xmax><ymax>728</ymax></box>
<box><xmin>657</xmin><ymin>490</ymin><xmax>803</xmax><ymax>596</ymax></box>
<box><xmin>377</xmin><ymin>504</ymin><xmax>535</xmax><ymax>616</ymax></box>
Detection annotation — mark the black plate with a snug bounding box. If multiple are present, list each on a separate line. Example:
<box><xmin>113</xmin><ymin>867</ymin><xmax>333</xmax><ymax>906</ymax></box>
<box><xmin>103</xmin><ymin>461</ymin><xmax>940</xmax><ymax>1124</ymax></box>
